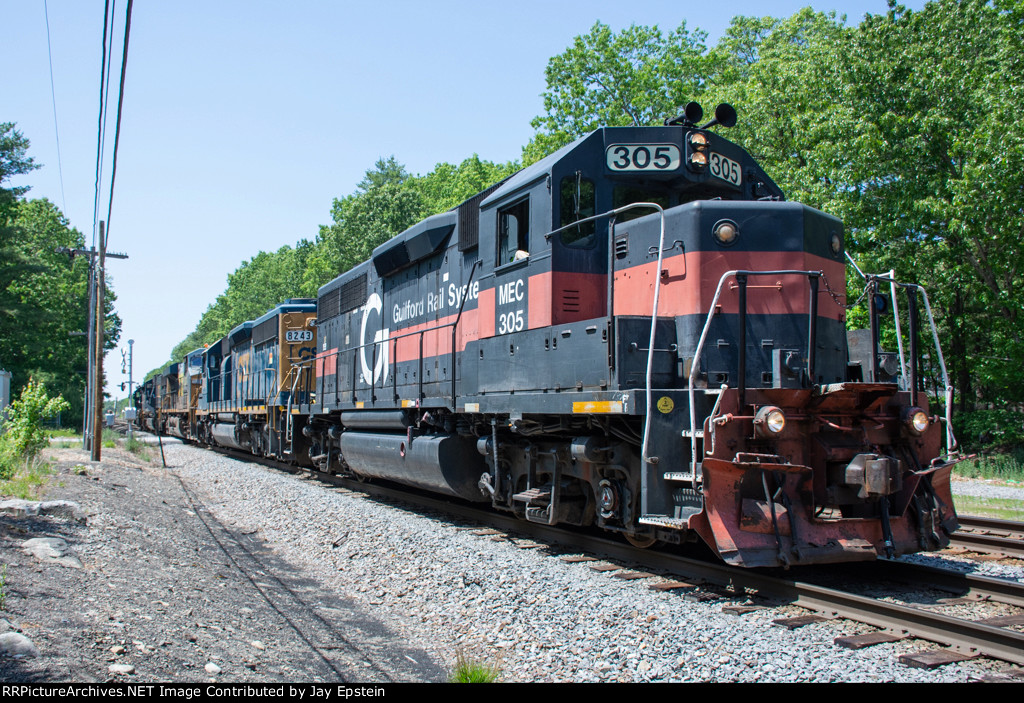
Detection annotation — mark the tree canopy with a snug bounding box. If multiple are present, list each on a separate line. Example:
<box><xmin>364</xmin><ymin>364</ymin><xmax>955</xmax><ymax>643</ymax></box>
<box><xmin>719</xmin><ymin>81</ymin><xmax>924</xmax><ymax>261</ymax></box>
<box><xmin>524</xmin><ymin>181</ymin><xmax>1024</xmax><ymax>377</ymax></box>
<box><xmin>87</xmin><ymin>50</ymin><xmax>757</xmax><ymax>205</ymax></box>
<box><xmin>1</xmin><ymin>126</ymin><xmax>120</xmax><ymax>426</ymax></box>
<box><xmin>160</xmin><ymin>0</ymin><xmax>1023</xmax><ymax>412</ymax></box>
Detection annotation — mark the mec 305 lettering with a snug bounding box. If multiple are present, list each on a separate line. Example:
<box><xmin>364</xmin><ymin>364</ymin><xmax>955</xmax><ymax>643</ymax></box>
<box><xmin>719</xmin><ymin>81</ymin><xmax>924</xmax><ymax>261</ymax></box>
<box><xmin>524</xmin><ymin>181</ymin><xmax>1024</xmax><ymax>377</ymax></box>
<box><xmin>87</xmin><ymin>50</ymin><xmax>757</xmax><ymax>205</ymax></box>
<box><xmin>496</xmin><ymin>278</ymin><xmax>526</xmax><ymax>335</ymax></box>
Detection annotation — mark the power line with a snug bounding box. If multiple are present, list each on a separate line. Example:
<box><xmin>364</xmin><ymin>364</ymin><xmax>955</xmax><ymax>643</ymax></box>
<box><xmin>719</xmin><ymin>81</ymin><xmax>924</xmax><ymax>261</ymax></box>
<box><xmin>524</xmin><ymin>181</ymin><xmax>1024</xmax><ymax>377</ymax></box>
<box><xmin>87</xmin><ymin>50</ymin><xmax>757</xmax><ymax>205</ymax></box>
<box><xmin>90</xmin><ymin>0</ymin><xmax>111</xmax><ymax>251</ymax></box>
<box><xmin>43</xmin><ymin>0</ymin><xmax>67</xmax><ymax>215</ymax></box>
<box><xmin>104</xmin><ymin>0</ymin><xmax>134</xmax><ymax>246</ymax></box>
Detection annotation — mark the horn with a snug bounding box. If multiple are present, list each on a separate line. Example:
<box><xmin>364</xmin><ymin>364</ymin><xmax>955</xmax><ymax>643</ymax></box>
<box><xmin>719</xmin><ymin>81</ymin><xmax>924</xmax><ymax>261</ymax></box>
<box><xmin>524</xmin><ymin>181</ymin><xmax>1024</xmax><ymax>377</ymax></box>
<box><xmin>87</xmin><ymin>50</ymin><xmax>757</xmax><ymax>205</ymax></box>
<box><xmin>665</xmin><ymin>101</ymin><xmax>704</xmax><ymax>127</ymax></box>
<box><xmin>699</xmin><ymin>103</ymin><xmax>738</xmax><ymax>130</ymax></box>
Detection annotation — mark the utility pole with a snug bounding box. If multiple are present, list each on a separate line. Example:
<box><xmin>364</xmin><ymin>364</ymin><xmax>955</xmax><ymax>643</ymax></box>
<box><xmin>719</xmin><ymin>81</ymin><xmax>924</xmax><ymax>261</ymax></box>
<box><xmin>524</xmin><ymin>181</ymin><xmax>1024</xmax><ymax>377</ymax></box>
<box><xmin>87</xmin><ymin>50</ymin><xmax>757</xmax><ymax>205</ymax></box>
<box><xmin>59</xmin><ymin>226</ymin><xmax>129</xmax><ymax>458</ymax></box>
<box><xmin>92</xmin><ymin>223</ymin><xmax>107</xmax><ymax>462</ymax></box>
<box><xmin>122</xmin><ymin>338</ymin><xmax>135</xmax><ymax>441</ymax></box>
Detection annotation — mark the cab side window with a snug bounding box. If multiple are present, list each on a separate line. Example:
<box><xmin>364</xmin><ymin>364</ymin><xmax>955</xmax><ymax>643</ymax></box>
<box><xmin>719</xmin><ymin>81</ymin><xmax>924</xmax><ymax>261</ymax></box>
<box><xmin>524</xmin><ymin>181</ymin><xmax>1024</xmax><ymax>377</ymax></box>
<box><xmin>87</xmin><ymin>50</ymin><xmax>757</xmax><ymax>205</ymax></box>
<box><xmin>559</xmin><ymin>173</ymin><xmax>596</xmax><ymax>248</ymax></box>
<box><xmin>497</xmin><ymin>198</ymin><xmax>529</xmax><ymax>265</ymax></box>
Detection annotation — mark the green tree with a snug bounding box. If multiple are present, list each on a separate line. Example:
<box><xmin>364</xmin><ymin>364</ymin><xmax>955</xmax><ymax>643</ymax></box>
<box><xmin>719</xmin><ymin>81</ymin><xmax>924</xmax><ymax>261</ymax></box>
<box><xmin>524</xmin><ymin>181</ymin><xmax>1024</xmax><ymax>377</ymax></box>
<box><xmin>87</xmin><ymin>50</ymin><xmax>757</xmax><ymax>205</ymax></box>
<box><xmin>0</xmin><ymin>123</ymin><xmax>38</xmax><ymax>222</ymax></box>
<box><xmin>168</xmin><ymin>242</ymin><xmax>316</xmax><ymax>361</ymax></box>
<box><xmin>1</xmin><ymin>199</ymin><xmax>121</xmax><ymax>426</ymax></box>
<box><xmin>525</xmin><ymin>20</ymin><xmax>716</xmax><ymax>163</ymax></box>
<box><xmin>830</xmin><ymin>0</ymin><xmax>1024</xmax><ymax>406</ymax></box>
<box><xmin>304</xmin><ymin>157</ymin><xmax>429</xmax><ymax>291</ymax></box>
<box><xmin>412</xmin><ymin>154</ymin><xmax>518</xmax><ymax>213</ymax></box>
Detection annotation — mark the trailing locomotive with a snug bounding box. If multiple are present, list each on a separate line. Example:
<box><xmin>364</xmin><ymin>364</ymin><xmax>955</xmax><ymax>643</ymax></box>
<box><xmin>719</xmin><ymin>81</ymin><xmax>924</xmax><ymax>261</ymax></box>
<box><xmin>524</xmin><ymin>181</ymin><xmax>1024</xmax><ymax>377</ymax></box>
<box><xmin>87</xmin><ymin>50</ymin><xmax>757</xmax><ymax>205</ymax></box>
<box><xmin>142</xmin><ymin>103</ymin><xmax>961</xmax><ymax>568</ymax></box>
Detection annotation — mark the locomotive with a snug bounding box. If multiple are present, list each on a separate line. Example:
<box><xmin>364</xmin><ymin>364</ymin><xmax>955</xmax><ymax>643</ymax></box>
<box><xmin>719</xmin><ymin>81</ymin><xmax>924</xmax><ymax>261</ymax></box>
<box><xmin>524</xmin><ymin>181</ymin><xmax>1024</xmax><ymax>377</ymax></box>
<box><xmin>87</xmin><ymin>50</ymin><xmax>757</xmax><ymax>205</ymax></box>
<box><xmin>139</xmin><ymin>103</ymin><xmax>961</xmax><ymax>568</ymax></box>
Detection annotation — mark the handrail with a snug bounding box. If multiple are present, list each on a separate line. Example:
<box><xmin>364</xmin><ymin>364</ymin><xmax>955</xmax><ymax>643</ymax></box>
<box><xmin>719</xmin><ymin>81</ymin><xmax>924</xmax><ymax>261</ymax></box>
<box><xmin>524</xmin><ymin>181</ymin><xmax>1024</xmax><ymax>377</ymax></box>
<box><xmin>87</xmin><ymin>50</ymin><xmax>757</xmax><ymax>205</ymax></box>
<box><xmin>688</xmin><ymin>269</ymin><xmax>829</xmax><ymax>478</ymax></box>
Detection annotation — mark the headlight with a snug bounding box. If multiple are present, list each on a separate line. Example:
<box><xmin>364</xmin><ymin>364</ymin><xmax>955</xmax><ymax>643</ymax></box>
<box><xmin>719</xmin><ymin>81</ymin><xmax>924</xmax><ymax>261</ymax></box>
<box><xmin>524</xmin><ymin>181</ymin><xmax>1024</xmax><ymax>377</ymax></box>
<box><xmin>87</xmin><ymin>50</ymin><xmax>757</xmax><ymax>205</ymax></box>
<box><xmin>754</xmin><ymin>405</ymin><xmax>786</xmax><ymax>437</ymax></box>
<box><xmin>904</xmin><ymin>407</ymin><xmax>929</xmax><ymax>435</ymax></box>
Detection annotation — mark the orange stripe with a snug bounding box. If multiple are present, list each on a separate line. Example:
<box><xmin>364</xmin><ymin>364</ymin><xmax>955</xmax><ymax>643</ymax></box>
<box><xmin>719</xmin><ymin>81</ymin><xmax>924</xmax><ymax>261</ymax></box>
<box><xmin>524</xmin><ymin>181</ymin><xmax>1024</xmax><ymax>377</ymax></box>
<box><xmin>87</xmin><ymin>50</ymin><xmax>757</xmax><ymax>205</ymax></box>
<box><xmin>613</xmin><ymin>251</ymin><xmax>845</xmax><ymax>321</ymax></box>
<box><xmin>477</xmin><ymin>287</ymin><xmax>495</xmax><ymax>338</ymax></box>
<box><xmin>528</xmin><ymin>270</ymin><xmax>552</xmax><ymax>329</ymax></box>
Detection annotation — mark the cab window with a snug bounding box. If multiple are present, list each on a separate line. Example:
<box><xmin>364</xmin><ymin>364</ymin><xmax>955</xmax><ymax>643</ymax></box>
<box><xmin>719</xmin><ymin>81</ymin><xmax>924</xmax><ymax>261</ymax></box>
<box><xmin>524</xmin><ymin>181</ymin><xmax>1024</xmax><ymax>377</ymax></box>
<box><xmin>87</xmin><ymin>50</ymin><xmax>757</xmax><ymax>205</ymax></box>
<box><xmin>559</xmin><ymin>173</ymin><xmax>596</xmax><ymax>248</ymax></box>
<box><xmin>612</xmin><ymin>186</ymin><xmax>671</xmax><ymax>223</ymax></box>
<box><xmin>498</xmin><ymin>198</ymin><xmax>529</xmax><ymax>265</ymax></box>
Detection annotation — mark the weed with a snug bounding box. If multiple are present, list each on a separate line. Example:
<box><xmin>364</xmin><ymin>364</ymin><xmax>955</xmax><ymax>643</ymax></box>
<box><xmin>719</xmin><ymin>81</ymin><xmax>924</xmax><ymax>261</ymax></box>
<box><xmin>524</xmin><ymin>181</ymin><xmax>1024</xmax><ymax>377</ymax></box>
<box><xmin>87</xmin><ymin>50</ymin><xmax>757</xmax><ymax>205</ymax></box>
<box><xmin>0</xmin><ymin>456</ymin><xmax>54</xmax><ymax>499</ymax></box>
<box><xmin>954</xmin><ymin>495</ymin><xmax>1024</xmax><ymax>522</ymax></box>
<box><xmin>71</xmin><ymin>464</ymin><xmax>89</xmax><ymax>476</ymax></box>
<box><xmin>954</xmin><ymin>449</ymin><xmax>1024</xmax><ymax>482</ymax></box>
<box><xmin>1</xmin><ymin>381</ymin><xmax>70</xmax><ymax>460</ymax></box>
<box><xmin>124</xmin><ymin>435</ymin><xmax>152</xmax><ymax>461</ymax></box>
<box><xmin>450</xmin><ymin>650</ymin><xmax>501</xmax><ymax>683</ymax></box>
<box><xmin>47</xmin><ymin>428</ymin><xmax>80</xmax><ymax>439</ymax></box>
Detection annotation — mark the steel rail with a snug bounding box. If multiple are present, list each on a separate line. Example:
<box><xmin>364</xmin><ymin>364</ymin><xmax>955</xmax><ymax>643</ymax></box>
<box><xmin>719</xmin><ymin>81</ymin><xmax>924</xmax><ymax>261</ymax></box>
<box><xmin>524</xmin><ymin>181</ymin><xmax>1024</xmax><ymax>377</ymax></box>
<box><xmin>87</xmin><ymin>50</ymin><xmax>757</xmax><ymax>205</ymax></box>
<box><xmin>952</xmin><ymin>516</ymin><xmax>1024</xmax><ymax>559</ymax></box>
<box><xmin>310</xmin><ymin>471</ymin><xmax>1024</xmax><ymax>666</ymax></box>
<box><xmin>172</xmin><ymin>439</ymin><xmax>1024</xmax><ymax>667</ymax></box>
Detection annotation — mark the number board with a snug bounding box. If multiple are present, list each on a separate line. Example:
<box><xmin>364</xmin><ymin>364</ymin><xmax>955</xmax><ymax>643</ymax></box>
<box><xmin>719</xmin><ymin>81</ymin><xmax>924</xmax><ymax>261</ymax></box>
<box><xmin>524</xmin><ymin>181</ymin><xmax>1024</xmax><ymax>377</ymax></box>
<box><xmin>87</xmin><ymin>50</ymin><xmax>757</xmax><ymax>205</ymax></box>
<box><xmin>285</xmin><ymin>330</ymin><xmax>313</xmax><ymax>342</ymax></box>
<box><xmin>606</xmin><ymin>144</ymin><xmax>680</xmax><ymax>172</ymax></box>
<box><xmin>709</xmin><ymin>153</ymin><xmax>742</xmax><ymax>186</ymax></box>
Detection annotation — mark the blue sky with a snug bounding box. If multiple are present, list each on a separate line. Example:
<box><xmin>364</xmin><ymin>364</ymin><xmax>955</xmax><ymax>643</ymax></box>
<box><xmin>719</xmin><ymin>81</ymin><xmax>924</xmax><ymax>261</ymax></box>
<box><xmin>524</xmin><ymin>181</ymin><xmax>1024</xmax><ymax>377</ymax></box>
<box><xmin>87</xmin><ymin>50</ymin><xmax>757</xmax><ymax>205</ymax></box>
<box><xmin>6</xmin><ymin>0</ymin><xmax>924</xmax><ymax>395</ymax></box>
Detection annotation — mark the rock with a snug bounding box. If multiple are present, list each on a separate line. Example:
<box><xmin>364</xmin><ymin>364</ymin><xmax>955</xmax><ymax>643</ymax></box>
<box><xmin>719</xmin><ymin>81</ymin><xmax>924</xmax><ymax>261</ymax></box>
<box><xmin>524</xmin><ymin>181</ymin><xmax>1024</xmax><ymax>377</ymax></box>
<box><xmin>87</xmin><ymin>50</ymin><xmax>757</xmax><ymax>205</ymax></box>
<box><xmin>0</xmin><ymin>632</ymin><xmax>40</xmax><ymax>658</ymax></box>
<box><xmin>22</xmin><ymin>537</ymin><xmax>67</xmax><ymax>559</ymax></box>
<box><xmin>205</xmin><ymin>662</ymin><xmax>222</xmax><ymax>675</ymax></box>
<box><xmin>20</xmin><ymin>537</ymin><xmax>83</xmax><ymax>569</ymax></box>
<box><xmin>251</xmin><ymin>640</ymin><xmax>265</xmax><ymax>650</ymax></box>
<box><xmin>0</xmin><ymin>500</ymin><xmax>40</xmax><ymax>518</ymax></box>
<box><xmin>111</xmin><ymin>645</ymin><xmax>126</xmax><ymax>655</ymax></box>
<box><xmin>109</xmin><ymin>663</ymin><xmax>135</xmax><ymax>675</ymax></box>
<box><xmin>0</xmin><ymin>499</ymin><xmax>86</xmax><ymax>524</ymax></box>
<box><xmin>39</xmin><ymin>500</ymin><xmax>87</xmax><ymax>524</ymax></box>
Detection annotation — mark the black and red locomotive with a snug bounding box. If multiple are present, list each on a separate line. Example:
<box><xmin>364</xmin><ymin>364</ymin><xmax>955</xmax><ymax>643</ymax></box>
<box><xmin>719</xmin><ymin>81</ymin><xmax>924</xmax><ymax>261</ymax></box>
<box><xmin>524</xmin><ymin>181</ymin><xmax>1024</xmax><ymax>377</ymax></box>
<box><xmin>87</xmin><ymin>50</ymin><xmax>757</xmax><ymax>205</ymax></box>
<box><xmin>143</xmin><ymin>104</ymin><xmax>961</xmax><ymax>567</ymax></box>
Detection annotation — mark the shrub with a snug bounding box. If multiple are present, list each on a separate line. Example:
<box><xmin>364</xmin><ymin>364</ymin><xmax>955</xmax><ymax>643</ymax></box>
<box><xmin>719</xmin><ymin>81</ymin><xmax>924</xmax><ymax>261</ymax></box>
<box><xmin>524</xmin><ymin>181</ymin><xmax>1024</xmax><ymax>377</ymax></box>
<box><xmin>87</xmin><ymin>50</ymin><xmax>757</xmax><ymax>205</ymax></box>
<box><xmin>1</xmin><ymin>380</ymin><xmax>70</xmax><ymax>459</ymax></box>
<box><xmin>952</xmin><ymin>408</ymin><xmax>1024</xmax><ymax>452</ymax></box>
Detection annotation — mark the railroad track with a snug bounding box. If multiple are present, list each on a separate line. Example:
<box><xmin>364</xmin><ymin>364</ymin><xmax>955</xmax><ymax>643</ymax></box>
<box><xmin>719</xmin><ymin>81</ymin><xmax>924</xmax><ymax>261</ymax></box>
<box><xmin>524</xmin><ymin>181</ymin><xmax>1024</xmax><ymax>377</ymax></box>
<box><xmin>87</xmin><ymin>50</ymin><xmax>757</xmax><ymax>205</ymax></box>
<box><xmin>299</xmin><ymin>467</ymin><xmax>1024</xmax><ymax>669</ymax></box>
<box><xmin>952</xmin><ymin>516</ymin><xmax>1024</xmax><ymax>560</ymax></box>
<box><xmin>139</xmin><ymin>434</ymin><xmax>1024</xmax><ymax>672</ymax></box>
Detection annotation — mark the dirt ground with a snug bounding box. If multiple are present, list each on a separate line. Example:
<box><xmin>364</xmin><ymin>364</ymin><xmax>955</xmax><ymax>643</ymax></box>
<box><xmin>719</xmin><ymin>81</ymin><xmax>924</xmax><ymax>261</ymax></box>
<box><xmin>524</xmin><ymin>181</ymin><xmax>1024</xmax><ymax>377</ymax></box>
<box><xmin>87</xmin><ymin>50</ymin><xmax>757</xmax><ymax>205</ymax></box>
<box><xmin>0</xmin><ymin>444</ymin><xmax>445</xmax><ymax>683</ymax></box>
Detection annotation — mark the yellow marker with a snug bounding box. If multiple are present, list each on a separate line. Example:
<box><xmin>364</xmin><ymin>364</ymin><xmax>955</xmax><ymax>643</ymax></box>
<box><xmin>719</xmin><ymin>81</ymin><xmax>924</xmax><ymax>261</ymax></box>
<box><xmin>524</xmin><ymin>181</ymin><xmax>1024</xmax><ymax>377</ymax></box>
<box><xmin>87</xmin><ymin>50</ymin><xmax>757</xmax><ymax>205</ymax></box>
<box><xmin>657</xmin><ymin>396</ymin><xmax>674</xmax><ymax>414</ymax></box>
<box><xmin>572</xmin><ymin>401</ymin><xmax>624</xmax><ymax>414</ymax></box>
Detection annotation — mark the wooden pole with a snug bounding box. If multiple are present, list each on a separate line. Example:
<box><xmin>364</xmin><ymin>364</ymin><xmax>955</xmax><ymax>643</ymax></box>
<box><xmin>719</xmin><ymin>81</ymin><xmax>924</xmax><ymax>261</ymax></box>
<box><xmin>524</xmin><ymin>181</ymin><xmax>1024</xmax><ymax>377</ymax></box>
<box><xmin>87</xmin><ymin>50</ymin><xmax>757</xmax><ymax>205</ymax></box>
<box><xmin>91</xmin><ymin>222</ymin><xmax>106</xmax><ymax>462</ymax></box>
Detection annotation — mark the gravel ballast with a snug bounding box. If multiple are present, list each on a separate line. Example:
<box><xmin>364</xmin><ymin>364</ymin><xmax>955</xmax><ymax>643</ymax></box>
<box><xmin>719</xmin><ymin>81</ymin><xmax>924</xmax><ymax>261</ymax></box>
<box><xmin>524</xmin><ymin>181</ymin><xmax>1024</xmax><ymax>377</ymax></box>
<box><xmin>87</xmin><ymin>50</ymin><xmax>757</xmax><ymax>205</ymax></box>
<box><xmin>168</xmin><ymin>442</ymin><xmax>1024</xmax><ymax>682</ymax></box>
<box><xmin>2</xmin><ymin>439</ymin><xmax>1023</xmax><ymax>682</ymax></box>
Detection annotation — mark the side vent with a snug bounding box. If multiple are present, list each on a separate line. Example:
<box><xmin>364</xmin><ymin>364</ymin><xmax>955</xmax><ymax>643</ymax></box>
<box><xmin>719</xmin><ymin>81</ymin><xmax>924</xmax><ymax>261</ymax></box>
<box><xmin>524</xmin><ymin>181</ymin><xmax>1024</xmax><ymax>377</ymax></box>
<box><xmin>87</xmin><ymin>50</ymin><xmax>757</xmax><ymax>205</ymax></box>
<box><xmin>614</xmin><ymin>235</ymin><xmax>629</xmax><ymax>259</ymax></box>
<box><xmin>253</xmin><ymin>315</ymin><xmax>278</xmax><ymax>346</ymax></box>
<box><xmin>457</xmin><ymin>177</ymin><xmax>512</xmax><ymax>252</ymax></box>
<box><xmin>338</xmin><ymin>274</ymin><xmax>367</xmax><ymax>314</ymax></box>
<box><xmin>561</xmin><ymin>289</ymin><xmax>581</xmax><ymax>314</ymax></box>
<box><xmin>318</xmin><ymin>288</ymin><xmax>341</xmax><ymax>322</ymax></box>
<box><xmin>318</xmin><ymin>273</ymin><xmax>367</xmax><ymax>323</ymax></box>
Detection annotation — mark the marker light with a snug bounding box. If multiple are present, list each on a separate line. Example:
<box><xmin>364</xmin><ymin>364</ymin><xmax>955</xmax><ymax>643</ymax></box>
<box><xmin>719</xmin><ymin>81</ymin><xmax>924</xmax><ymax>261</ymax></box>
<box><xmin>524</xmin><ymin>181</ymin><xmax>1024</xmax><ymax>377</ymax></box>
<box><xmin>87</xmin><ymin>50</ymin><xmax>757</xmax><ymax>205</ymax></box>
<box><xmin>713</xmin><ymin>220</ymin><xmax>739</xmax><ymax>246</ymax></box>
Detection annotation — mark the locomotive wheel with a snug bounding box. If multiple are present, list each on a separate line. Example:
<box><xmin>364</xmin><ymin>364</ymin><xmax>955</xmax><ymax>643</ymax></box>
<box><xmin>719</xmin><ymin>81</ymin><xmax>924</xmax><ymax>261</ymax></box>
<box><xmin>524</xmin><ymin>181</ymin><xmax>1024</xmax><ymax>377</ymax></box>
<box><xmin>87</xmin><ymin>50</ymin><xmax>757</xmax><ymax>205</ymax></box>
<box><xmin>625</xmin><ymin>533</ymin><xmax>657</xmax><ymax>549</ymax></box>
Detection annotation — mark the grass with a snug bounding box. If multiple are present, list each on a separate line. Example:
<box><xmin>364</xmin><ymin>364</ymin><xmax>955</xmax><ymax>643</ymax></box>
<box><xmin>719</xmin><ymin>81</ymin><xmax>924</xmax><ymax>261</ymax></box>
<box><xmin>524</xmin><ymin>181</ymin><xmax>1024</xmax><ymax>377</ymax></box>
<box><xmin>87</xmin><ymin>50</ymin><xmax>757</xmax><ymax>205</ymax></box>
<box><xmin>954</xmin><ymin>494</ymin><xmax>1024</xmax><ymax>522</ymax></box>
<box><xmin>0</xmin><ymin>456</ymin><xmax>54</xmax><ymax>499</ymax></box>
<box><xmin>953</xmin><ymin>448</ymin><xmax>1024</xmax><ymax>482</ymax></box>
<box><xmin>123</xmin><ymin>434</ymin><xmax>152</xmax><ymax>460</ymax></box>
<box><xmin>450</xmin><ymin>650</ymin><xmax>501</xmax><ymax>683</ymax></box>
<box><xmin>47</xmin><ymin>428</ymin><xmax>80</xmax><ymax>439</ymax></box>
